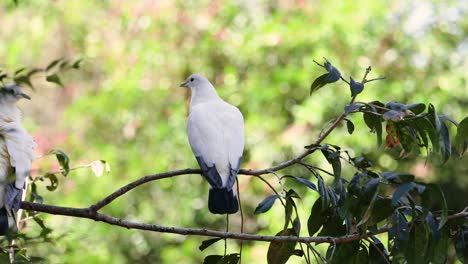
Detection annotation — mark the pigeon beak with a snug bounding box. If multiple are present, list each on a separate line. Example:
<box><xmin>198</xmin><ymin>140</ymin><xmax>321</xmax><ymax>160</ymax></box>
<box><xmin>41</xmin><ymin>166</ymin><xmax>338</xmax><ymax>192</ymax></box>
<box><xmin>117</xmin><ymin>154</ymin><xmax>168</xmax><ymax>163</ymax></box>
<box><xmin>19</xmin><ymin>93</ymin><xmax>31</xmax><ymax>100</ymax></box>
<box><xmin>180</xmin><ymin>80</ymin><xmax>188</xmax><ymax>88</ymax></box>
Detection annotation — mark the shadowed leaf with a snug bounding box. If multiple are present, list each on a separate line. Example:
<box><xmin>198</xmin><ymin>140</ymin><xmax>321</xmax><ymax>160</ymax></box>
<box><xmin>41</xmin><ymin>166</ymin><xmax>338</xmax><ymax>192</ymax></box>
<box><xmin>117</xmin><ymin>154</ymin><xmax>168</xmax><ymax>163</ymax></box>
<box><xmin>199</xmin><ymin>238</ymin><xmax>223</xmax><ymax>251</ymax></box>
<box><xmin>46</xmin><ymin>74</ymin><xmax>64</xmax><ymax>87</ymax></box>
<box><xmin>255</xmin><ymin>195</ymin><xmax>280</xmax><ymax>214</ymax></box>
<box><xmin>267</xmin><ymin>228</ymin><xmax>297</xmax><ymax>264</ymax></box>
<box><xmin>310</xmin><ymin>73</ymin><xmax>329</xmax><ymax>95</ymax></box>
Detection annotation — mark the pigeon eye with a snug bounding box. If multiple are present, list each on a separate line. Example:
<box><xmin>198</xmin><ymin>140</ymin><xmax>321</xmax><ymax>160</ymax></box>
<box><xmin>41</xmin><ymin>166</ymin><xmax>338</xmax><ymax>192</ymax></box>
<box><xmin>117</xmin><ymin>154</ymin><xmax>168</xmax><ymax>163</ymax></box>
<box><xmin>190</xmin><ymin>78</ymin><xmax>194</xmax><ymax>82</ymax></box>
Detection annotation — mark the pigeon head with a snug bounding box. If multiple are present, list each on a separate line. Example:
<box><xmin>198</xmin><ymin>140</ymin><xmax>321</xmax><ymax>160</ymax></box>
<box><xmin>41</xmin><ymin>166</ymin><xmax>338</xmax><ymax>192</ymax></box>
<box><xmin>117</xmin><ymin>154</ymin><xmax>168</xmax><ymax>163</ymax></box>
<box><xmin>0</xmin><ymin>84</ymin><xmax>31</xmax><ymax>103</ymax></box>
<box><xmin>180</xmin><ymin>74</ymin><xmax>212</xmax><ymax>90</ymax></box>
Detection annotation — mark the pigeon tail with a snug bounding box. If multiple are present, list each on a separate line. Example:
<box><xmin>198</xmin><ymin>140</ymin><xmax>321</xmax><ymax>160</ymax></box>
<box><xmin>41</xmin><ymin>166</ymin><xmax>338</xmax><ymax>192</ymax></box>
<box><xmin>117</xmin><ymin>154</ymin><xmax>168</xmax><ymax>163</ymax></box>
<box><xmin>208</xmin><ymin>188</ymin><xmax>238</xmax><ymax>214</ymax></box>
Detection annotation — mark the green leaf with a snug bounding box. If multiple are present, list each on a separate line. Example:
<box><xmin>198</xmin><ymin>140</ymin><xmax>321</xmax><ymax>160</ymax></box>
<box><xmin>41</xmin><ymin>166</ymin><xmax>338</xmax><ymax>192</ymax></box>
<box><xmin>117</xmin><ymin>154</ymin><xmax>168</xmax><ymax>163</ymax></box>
<box><xmin>282</xmin><ymin>175</ymin><xmax>317</xmax><ymax>191</ymax></box>
<box><xmin>13</xmin><ymin>75</ymin><xmax>33</xmax><ymax>88</ymax></box>
<box><xmin>346</xmin><ymin>119</ymin><xmax>355</xmax><ymax>134</ymax></box>
<box><xmin>454</xmin><ymin>227</ymin><xmax>468</xmax><ymax>263</ymax></box>
<box><xmin>344</xmin><ymin>103</ymin><xmax>361</xmax><ymax>114</ymax></box>
<box><xmin>284</xmin><ymin>196</ymin><xmax>294</xmax><ymax>230</ymax></box>
<box><xmin>351</xmin><ymin>156</ymin><xmax>373</xmax><ymax>169</ymax></box>
<box><xmin>321</xmin><ymin>149</ymin><xmax>341</xmax><ymax>185</ymax></box>
<box><xmin>421</xmin><ymin>184</ymin><xmax>448</xmax><ymax>230</ymax></box>
<box><xmin>203</xmin><ymin>255</ymin><xmax>223</xmax><ymax>264</ymax></box>
<box><xmin>217</xmin><ymin>254</ymin><xmax>240</xmax><ymax>264</ymax></box>
<box><xmin>317</xmin><ymin>176</ymin><xmax>329</xmax><ymax>209</ymax></box>
<box><xmin>0</xmin><ymin>73</ymin><xmax>8</xmax><ymax>82</ymax></box>
<box><xmin>254</xmin><ymin>194</ymin><xmax>280</xmax><ymax>214</ymax></box>
<box><xmin>310</xmin><ymin>73</ymin><xmax>330</xmax><ymax>95</ymax></box>
<box><xmin>29</xmin><ymin>182</ymin><xmax>43</xmax><ymax>204</ymax></box>
<box><xmin>307</xmin><ymin>198</ymin><xmax>326</xmax><ymax>236</ymax></box>
<box><xmin>406</xmin><ymin>103</ymin><xmax>426</xmax><ymax>115</ymax></box>
<box><xmin>49</xmin><ymin>149</ymin><xmax>70</xmax><ymax>176</ymax></box>
<box><xmin>363</xmin><ymin>110</ymin><xmax>383</xmax><ymax>147</ymax></box>
<box><xmin>350</xmin><ymin>77</ymin><xmax>364</xmax><ymax>97</ymax></box>
<box><xmin>368</xmin><ymin>236</ymin><xmax>390</xmax><ymax>264</ymax></box>
<box><xmin>391</xmin><ymin>182</ymin><xmax>415</xmax><ymax>207</ymax></box>
<box><xmin>426</xmin><ymin>227</ymin><xmax>449</xmax><ymax>264</ymax></box>
<box><xmin>405</xmin><ymin>223</ymin><xmax>429</xmax><ymax>264</ymax></box>
<box><xmin>27</xmin><ymin>68</ymin><xmax>44</xmax><ymax>77</ymax></box>
<box><xmin>455</xmin><ymin>116</ymin><xmax>468</xmax><ymax>155</ymax></box>
<box><xmin>439</xmin><ymin>121</ymin><xmax>451</xmax><ymax>163</ymax></box>
<box><xmin>389</xmin><ymin>211</ymin><xmax>409</xmax><ymax>252</ymax></box>
<box><xmin>267</xmin><ymin>228</ymin><xmax>297</xmax><ymax>264</ymax></box>
<box><xmin>292</xmin><ymin>217</ymin><xmax>301</xmax><ymax>236</ymax></box>
<box><xmin>198</xmin><ymin>238</ymin><xmax>223</xmax><ymax>251</ymax></box>
<box><xmin>382</xmin><ymin>171</ymin><xmax>414</xmax><ymax>184</ymax></box>
<box><xmin>428</xmin><ymin>104</ymin><xmax>441</xmax><ymax>132</ymax></box>
<box><xmin>46</xmin><ymin>74</ymin><xmax>64</xmax><ymax>87</ymax></box>
<box><xmin>14</xmin><ymin>67</ymin><xmax>26</xmax><ymax>76</ymax></box>
<box><xmin>425</xmin><ymin>212</ymin><xmax>439</xmax><ymax>241</ymax></box>
<box><xmin>367</xmin><ymin>198</ymin><xmax>394</xmax><ymax>226</ymax></box>
<box><xmin>46</xmin><ymin>58</ymin><xmax>63</xmax><ymax>71</ymax></box>
<box><xmin>72</xmin><ymin>58</ymin><xmax>83</xmax><ymax>69</ymax></box>
<box><xmin>44</xmin><ymin>173</ymin><xmax>59</xmax><ymax>191</ymax></box>
<box><xmin>328</xmin><ymin>241</ymin><xmax>368</xmax><ymax>264</ymax></box>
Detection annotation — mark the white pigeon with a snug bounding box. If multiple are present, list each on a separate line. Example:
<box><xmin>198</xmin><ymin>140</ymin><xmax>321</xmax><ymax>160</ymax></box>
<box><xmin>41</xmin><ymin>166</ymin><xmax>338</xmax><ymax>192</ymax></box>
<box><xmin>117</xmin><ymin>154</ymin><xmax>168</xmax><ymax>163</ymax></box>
<box><xmin>0</xmin><ymin>84</ymin><xmax>36</xmax><ymax>234</ymax></box>
<box><xmin>181</xmin><ymin>74</ymin><xmax>244</xmax><ymax>214</ymax></box>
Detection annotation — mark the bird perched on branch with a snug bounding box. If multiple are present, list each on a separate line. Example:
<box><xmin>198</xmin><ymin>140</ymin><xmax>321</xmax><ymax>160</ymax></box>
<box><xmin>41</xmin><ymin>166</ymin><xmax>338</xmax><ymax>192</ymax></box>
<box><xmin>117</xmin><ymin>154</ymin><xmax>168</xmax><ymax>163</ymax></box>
<box><xmin>0</xmin><ymin>84</ymin><xmax>36</xmax><ymax>235</ymax></box>
<box><xmin>181</xmin><ymin>74</ymin><xmax>244</xmax><ymax>214</ymax></box>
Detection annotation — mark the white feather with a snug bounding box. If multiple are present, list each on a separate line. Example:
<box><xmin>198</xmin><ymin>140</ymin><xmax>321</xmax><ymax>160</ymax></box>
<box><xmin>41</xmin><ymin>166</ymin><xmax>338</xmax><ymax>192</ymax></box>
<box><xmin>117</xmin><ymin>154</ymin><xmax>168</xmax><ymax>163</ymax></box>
<box><xmin>186</xmin><ymin>75</ymin><xmax>244</xmax><ymax>188</ymax></box>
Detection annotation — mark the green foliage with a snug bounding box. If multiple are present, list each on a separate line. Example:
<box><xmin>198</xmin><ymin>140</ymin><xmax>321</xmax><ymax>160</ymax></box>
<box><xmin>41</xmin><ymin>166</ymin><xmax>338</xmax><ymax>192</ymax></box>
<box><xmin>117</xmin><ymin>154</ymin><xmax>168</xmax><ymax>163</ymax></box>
<box><xmin>250</xmin><ymin>60</ymin><xmax>468</xmax><ymax>263</ymax></box>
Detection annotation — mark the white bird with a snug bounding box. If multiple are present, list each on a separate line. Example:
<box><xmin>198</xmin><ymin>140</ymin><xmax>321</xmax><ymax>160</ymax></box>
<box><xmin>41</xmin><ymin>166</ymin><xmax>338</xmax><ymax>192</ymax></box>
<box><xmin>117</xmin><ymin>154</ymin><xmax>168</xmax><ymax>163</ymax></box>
<box><xmin>181</xmin><ymin>74</ymin><xmax>244</xmax><ymax>214</ymax></box>
<box><xmin>0</xmin><ymin>84</ymin><xmax>36</xmax><ymax>234</ymax></box>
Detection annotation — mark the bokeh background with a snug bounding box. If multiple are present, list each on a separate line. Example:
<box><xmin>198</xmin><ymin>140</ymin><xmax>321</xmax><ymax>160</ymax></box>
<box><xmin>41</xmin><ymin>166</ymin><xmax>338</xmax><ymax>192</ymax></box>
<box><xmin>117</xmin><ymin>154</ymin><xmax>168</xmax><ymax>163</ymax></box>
<box><xmin>0</xmin><ymin>0</ymin><xmax>467</xmax><ymax>263</ymax></box>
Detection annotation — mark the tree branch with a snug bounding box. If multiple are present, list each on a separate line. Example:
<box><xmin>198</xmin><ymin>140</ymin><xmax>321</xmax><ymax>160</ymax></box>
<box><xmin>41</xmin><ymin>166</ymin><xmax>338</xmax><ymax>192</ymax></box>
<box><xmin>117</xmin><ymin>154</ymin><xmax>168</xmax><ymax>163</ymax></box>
<box><xmin>19</xmin><ymin>201</ymin><xmax>468</xmax><ymax>244</ymax></box>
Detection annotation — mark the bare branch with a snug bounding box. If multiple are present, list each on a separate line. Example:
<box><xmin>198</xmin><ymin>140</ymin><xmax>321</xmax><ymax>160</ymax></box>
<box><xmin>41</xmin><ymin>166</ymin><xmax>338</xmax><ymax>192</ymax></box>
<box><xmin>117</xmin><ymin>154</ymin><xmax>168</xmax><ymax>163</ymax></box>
<box><xmin>18</xmin><ymin>201</ymin><xmax>468</xmax><ymax>244</ymax></box>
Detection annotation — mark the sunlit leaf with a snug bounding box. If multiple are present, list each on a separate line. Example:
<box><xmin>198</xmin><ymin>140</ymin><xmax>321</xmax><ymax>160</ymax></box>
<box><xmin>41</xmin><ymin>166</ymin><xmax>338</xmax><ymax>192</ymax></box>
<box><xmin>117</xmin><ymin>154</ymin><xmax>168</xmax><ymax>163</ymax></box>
<box><xmin>90</xmin><ymin>160</ymin><xmax>110</xmax><ymax>177</ymax></box>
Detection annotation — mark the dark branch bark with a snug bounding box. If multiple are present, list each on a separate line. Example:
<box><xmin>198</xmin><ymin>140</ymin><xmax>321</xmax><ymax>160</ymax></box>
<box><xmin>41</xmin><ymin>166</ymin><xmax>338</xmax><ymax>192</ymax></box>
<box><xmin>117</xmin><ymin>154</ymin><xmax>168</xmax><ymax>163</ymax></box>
<box><xmin>19</xmin><ymin>201</ymin><xmax>468</xmax><ymax>244</ymax></box>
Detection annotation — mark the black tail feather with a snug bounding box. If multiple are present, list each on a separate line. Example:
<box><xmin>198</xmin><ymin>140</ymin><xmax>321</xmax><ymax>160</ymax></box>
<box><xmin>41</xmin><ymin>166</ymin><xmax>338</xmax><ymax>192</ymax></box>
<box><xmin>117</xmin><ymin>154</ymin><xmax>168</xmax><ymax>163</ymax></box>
<box><xmin>208</xmin><ymin>188</ymin><xmax>238</xmax><ymax>214</ymax></box>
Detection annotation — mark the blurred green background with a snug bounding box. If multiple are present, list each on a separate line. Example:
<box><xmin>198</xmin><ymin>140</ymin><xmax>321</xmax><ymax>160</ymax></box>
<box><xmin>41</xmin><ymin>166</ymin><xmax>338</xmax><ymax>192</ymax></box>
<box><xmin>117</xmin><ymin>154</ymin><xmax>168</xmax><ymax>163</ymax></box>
<box><xmin>1</xmin><ymin>0</ymin><xmax>467</xmax><ymax>263</ymax></box>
